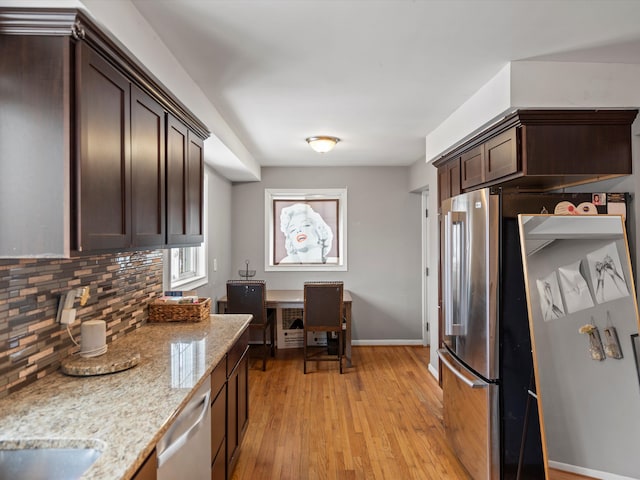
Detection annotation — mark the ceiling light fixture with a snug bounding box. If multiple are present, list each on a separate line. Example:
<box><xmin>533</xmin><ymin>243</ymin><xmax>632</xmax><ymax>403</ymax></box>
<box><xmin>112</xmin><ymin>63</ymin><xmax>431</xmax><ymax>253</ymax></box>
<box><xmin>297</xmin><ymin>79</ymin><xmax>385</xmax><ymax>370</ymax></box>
<box><xmin>306</xmin><ymin>136</ymin><xmax>340</xmax><ymax>153</ymax></box>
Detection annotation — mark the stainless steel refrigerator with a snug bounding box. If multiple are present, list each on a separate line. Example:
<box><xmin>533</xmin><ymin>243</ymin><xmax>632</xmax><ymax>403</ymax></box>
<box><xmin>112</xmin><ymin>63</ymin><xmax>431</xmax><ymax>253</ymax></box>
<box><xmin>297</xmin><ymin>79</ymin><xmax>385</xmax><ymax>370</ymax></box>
<box><xmin>437</xmin><ymin>188</ymin><xmax>626</xmax><ymax>479</ymax></box>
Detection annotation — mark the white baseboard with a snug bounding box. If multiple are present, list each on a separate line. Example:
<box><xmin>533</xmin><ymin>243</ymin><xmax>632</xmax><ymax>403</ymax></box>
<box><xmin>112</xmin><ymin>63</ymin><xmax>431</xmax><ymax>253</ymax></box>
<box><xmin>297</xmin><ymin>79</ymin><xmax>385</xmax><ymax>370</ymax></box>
<box><xmin>548</xmin><ymin>460</ymin><xmax>636</xmax><ymax>480</ymax></box>
<box><xmin>351</xmin><ymin>339</ymin><xmax>424</xmax><ymax>346</ymax></box>
<box><xmin>428</xmin><ymin>363</ymin><xmax>439</xmax><ymax>381</ymax></box>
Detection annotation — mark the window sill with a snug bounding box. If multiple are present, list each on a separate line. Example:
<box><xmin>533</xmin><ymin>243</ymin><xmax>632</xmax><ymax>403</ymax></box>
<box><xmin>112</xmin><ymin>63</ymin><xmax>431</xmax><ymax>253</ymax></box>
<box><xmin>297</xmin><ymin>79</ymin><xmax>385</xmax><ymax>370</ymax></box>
<box><xmin>170</xmin><ymin>275</ymin><xmax>208</xmax><ymax>291</ymax></box>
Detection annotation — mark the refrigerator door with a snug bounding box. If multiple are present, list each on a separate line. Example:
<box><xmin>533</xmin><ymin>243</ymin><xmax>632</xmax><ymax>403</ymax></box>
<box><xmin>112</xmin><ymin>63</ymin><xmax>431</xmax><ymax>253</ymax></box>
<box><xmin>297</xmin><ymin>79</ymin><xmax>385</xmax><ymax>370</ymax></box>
<box><xmin>442</xmin><ymin>188</ymin><xmax>499</xmax><ymax>380</ymax></box>
<box><xmin>438</xmin><ymin>348</ymin><xmax>499</xmax><ymax>480</ymax></box>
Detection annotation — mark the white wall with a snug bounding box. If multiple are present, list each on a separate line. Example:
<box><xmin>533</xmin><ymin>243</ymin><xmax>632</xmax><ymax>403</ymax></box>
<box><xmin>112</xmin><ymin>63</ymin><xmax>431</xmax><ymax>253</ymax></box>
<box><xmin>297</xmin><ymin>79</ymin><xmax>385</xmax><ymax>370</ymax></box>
<box><xmin>511</xmin><ymin>61</ymin><xmax>640</xmax><ymax>108</ymax></box>
<box><xmin>425</xmin><ymin>64</ymin><xmax>513</xmax><ymax>163</ymax></box>
<box><xmin>409</xmin><ymin>158</ymin><xmax>441</xmax><ymax>375</ymax></box>
<box><xmin>231</xmin><ymin>167</ymin><xmax>423</xmax><ymax>343</ymax></box>
<box><xmin>510</xmin><ymin>62</ymin><xmax>640</xmax><ymax>261</ymax></box>
<box><xmin>425</xmin><ymin>61</ymin><xmax>640</xmax><ymax>164</ymax></box>
<box><xmin>196</xmin><ymin>165</ymin><xmax>234</xmax><ymax>304</ymax></box>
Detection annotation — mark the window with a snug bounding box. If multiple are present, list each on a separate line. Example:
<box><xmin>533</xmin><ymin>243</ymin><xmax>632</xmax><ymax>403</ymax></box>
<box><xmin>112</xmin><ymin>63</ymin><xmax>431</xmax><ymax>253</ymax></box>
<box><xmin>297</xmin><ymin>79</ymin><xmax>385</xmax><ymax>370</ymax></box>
<box><xmin>170</xmin><ymin>245</ymin><xmax>205</xmax><ymax>286</ymax></box>
<box><xmin>167</xmin><ymin>173</ymin><xmax>208</xmax><ymax>290</ymax></box>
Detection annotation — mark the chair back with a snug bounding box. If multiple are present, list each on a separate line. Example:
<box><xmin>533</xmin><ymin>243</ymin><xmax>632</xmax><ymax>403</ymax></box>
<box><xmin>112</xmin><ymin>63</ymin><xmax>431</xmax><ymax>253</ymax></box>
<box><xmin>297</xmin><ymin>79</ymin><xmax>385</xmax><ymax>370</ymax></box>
<box><xmin>226</xmin><ymin>280</ymin><xmax>267</xmax><ymax>325</ymax></box>
<box><xmin>303</xmin><ymin>281</ymin><xmax>344</xmax><ymax>330</ymax></box>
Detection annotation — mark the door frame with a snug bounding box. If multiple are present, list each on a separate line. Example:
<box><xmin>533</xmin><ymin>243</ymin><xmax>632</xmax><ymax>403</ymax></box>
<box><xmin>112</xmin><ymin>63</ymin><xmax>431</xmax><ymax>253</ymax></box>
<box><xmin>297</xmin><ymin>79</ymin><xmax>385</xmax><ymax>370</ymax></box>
<box><xmin>421</xmin><ymin>190</ymin><xmax>430</xmax><ymax>346</ymax></box>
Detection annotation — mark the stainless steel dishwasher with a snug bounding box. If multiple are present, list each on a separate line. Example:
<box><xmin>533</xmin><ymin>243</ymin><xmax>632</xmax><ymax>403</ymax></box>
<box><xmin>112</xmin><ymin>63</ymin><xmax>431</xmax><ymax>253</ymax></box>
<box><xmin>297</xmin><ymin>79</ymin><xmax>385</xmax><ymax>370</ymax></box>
<box><xmin>157</xmin><ymin>377</ymin><xmax>211</xmax><ymax>479</ymax></box>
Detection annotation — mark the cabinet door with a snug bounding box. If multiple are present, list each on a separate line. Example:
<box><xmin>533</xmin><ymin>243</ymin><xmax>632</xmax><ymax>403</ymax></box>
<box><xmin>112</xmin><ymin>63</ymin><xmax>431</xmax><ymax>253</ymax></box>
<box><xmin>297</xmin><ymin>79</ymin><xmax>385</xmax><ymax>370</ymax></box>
<box><xmin>166</xmin><ymin>115</ymin><xmax>204</xmax><ymax>246</ymax></box>
<box><xmin>449</xmin><ymin>160</ymin><xmax>461</xmax><ymax>198</ymax></box>
<box><xmin>437</xmin><ymin>158</ymin><xmax>461</xmax><ymax>205</ymax></box>
<box><xmin>211</xmin><ymin>384</ymin><xmax>226</xmax><ymax>467</ymax></box>
<box><xmin>437</xmin><ymin>166</ymin><xmax>450</xmax><ymax>205</ymax></box>
<box><xmin>237</xmin><ymin>353</ymin><xmax>249</xmax><ymax>443</ymax></box>
<box><xmin>211</xmin><ymin>359</ymin><xmax>227</xmax><ymax>472</ymax></box>
<box><xmin>460</xmin><ymin>145</ymin><xmax>484</xmax><ymax>189</ymax></box>
<box><xmin>77</xmin><ymin>43</ymin><xmax>131</xmax><ymax>251</ymax></box>
<box><xmin>484</xmin><ymin>128</ymin><xmax>518</xmax><ymax>182</ymax></box>
<box><xmin>227</xmin><ymin>349</ymin><xmax>249</xmax><ymax>475</ymax></box>
<box><xmin>131</xmin><ymin>86</ymin><xmax>165</xmax><ymax>247</ymax></box>
<box><xmin>226</xmin><ymin>363</ymin><xmax>239</xmax><ymax>468</ymax></box>
<box><xmin>166</xmin><ymin>115</ymin><xmax>188</xmax><ymax>245</ymax></box>
<box><xmin>211</xmin><ymin>439</ymin><xmax>226</xmax><ymax>480</ymax></box>
<box><xmin>187</xmin><ymin>132</ymin><xmax>204</xmax><ymax>242</ymax></box>
<box><xmin>132</xmin><ymin>449</ymin><xmax>157</xmax><ymax>480</ymax></box>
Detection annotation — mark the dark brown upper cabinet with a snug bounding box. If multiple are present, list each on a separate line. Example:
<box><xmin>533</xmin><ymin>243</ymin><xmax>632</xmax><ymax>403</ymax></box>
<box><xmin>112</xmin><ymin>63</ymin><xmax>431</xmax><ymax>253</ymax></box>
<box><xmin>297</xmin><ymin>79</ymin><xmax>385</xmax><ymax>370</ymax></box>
<box><xmin>77</xmin><ymin>43</ymin><xmax>132</xmax><ymax>252</ymax></box>
<box><xmin>484</xmin><ymin>127</ymin><xmax>518</xmax><ymax>183</ymax></box>
<box><xmin>166</xmin><ymin>115</ymin><xmax>204</xmax><ymax>246</ymax></box>
<box><xmin>131</xmin><ymin>86</ymin><xmax>166</xmax><ymax>248</ymax></box>
<box><xmin>437</xmin><ymin>157</ymin><xmax>461</xmax><ymax>206</ymax></box>
<box><xmin>459</xmin><ymin>128</ymin><xmax>518</xmax><ymax>190</ymax></box>
<box><xmin>0</xmin><ymin>8</ymin><xmax>209</xmax><ymax>257</ymax></box>
<box><xmin>460</xmin><ymin>145</ymin><xmax>484</xmax><ymax>189</ymax></box>
<box><xmin>434</xmin><ymin>109</ymin><xmax>638</xmax><ymax>201</ymax></box>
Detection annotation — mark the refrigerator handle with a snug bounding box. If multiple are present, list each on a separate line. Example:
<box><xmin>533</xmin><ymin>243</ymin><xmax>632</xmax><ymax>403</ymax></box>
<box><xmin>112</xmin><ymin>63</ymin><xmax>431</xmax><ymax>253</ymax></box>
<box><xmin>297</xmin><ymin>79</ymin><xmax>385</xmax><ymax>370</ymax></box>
<box><xmin>438</xmin><ymin>349</ymin><xmax>487</xmax><ymax>389</ymax></box>
<box><xmin>444</xmin><ymin>211</ymin><xmax>466</xmax><ymax>336</ymax></box>
<box><xmin>443</xmin><ymin>211</ymin><xmax>453</xmax><ymax>334</ymax></box>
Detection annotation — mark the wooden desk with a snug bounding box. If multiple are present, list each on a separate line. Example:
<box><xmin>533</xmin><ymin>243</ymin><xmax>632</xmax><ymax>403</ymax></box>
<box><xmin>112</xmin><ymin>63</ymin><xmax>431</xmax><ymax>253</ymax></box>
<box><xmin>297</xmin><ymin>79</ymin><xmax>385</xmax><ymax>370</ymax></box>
<box><xmin>217</xmin><ymin>289</ymin><xmax>353</xmax><ymax>368</ymax></box>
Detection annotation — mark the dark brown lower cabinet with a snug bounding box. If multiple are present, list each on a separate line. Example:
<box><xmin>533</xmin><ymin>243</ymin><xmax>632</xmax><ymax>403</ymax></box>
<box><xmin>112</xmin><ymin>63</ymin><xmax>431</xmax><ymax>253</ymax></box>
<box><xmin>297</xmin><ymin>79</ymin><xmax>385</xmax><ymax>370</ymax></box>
<box><xmin>130</xmin><ymin>329</ymin><xmax>249</xmax><ymax>480</ymax></box>
<box><xmin>132</xmin><ymin>449</ymin><xmax>157</xmax><ymax>480</ymax></box>
<box><xmin>211</xmin><ymin>440</ymin><xmax>226</xmax><ymax>480</ymax></box>
<box><xmin>211</xmin><ymin>359</ymin><xmax>227</xmax><ymax>480</ymax></box>
<box><xmin>226</xmin><ymin>331</ymin><xmax>250</xmax><ymax>478</ymax></box>
<box><xmin>128</xmin><ymin>330</ymin><xmax>249</xmax><ymax>480</ymax></box>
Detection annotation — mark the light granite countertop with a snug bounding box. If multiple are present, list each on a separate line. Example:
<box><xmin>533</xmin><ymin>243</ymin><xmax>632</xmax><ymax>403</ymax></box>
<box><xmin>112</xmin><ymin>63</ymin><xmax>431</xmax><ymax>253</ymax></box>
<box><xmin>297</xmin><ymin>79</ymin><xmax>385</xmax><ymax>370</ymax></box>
<box><xmin>0</xmin><ymin>314</ymin><xmax>252</xmax><ymax>480</ymax></box>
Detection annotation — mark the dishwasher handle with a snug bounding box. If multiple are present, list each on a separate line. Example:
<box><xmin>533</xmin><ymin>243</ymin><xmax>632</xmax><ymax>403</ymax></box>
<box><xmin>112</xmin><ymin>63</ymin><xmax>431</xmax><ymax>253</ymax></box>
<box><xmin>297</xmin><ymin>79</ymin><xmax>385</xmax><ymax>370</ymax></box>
<box><xmin>157</xmin><ymin>388</ymin><xmax>211</xmax><ymax>467</ymax></box>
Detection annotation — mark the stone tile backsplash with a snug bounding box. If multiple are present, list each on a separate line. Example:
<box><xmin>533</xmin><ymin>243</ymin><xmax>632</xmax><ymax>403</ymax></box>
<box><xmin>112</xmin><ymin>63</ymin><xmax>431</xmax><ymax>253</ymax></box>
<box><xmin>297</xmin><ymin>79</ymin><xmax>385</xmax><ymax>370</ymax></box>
<box><xmin>0</xmin><ymin>250</ymin><xmax>163</xmax><ymax>399</ymax></box>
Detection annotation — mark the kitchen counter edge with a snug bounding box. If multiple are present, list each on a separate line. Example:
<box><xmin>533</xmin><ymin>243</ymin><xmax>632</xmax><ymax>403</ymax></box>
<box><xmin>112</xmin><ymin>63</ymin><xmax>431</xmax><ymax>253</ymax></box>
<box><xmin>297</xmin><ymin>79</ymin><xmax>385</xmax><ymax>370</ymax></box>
<box><xmin>0</xmin><ymin>314</ymin><xmax>252</xmax><ymax>480</ymax></box>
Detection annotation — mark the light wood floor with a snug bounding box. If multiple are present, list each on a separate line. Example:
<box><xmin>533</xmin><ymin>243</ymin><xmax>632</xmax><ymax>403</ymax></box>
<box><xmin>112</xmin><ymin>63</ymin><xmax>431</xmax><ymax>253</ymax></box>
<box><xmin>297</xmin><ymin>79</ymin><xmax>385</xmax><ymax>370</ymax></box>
<box><xmin>549</xmin><ymin>469</ymin><xmax>595</xmax><ymax>480</ymax></box>
<box><xmin>232</xmin><ymin>346</ymin><xmax>471</xmax><ymax>480</ymax></box>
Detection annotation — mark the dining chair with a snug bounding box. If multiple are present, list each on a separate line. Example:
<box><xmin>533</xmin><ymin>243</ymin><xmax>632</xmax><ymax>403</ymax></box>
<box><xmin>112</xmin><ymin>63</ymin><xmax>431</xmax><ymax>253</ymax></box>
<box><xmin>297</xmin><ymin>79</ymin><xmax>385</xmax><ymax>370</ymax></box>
<box><xmin>226</xmin><ymin>280</ymin><xmax>275</xmax><ymax>371</ymax></box>
<box><xmin>303</xmin><ymin>281</ymin><xmax>344</xmax><ymax>374</ymax></box>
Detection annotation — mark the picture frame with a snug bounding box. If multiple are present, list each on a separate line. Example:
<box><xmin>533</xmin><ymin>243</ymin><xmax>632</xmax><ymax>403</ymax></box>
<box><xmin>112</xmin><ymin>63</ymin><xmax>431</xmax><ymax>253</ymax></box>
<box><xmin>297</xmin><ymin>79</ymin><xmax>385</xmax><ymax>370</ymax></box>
<box><xmin>264</xmin><ymin>188</ymin><xmax>347</xmax><ymax>271</ymax></box>
<box><xmin>557</xmin><ymin>260</ymin><xmax>594</xmax><ymax>314</ymax></box>
<box><xmin>592</xmin><ymin>192</ymin><xmax>606</xmax><ymax>206</ymax></box>
<box><xmin>586</xmin><ymin>241</ymin><xmax>629</xmax><ymax>304</ymax></box>
<box><xmin>535</xmin><ymin>271</ymin><xmax>565</xmax><ymax>321</ymax></box>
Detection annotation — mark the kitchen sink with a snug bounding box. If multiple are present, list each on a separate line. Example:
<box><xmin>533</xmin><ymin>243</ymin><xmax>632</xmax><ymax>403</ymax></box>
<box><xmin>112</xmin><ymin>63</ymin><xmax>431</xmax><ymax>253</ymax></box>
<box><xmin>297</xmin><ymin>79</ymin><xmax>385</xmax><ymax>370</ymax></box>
<box><xmin>0</xmin><ymin>440</ymin><xmax>103</xmax><ymax>480</ymax></box>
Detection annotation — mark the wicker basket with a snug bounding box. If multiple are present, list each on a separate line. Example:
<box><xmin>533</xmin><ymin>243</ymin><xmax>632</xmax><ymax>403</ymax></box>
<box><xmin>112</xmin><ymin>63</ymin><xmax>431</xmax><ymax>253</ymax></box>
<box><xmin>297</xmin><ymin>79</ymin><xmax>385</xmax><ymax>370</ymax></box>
<box><xmin>148</xmin><ymin>298</ymin><xmax>211</xmax><ymax>323</ymax></box>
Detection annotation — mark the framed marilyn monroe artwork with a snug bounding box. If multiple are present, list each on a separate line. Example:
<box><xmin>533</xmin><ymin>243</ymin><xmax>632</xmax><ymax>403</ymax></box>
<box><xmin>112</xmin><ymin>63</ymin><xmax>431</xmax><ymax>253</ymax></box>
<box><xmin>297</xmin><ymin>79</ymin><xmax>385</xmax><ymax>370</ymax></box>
<box><xmin>265</xmin><ymin>188</ymin><xmax>347</xmax><ymax>271</ymax></box>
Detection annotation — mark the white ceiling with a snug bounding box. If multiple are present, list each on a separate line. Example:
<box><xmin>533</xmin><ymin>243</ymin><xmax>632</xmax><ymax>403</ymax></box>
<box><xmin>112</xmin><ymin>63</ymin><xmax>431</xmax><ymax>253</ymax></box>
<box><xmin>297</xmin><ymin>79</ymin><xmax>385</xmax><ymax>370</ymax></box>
<box><xmin>130</xmin><ymin>0</ymin><xmax>640</xmax><ymax>171</ymax></box>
